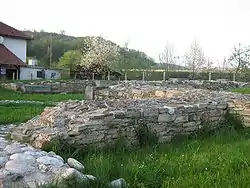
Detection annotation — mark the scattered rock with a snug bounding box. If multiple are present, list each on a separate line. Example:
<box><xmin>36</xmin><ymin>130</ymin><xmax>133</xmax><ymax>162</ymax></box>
<box><xmin>24</xmin><ymin>151</ymin><xmax>44</xmax><ymax>158</ymax></box>
<box><xmin>110</xmin><ymin>178</ymin><xmax>127</xmax><ymax>188</ymax></box>
<box><xmin>10</xmin><ymin>153</ymin><xmax>36</xmax><ymax>162</ymax></box>
<box><xmin>53</xmin><ymin>168</ymin><xmax>89</xmax><ymax>188</ymax></box>
<box><xmin>5</xmin><ymin>160</ymin><xmax>36</xmax><ymax>175</ymax></box>
<box><xmin>0</xmin><ymin>135</ymin><xmax>96</xmax><ymax>188</ymax></box>
<box><xmin>0</xmin><ymin>157</ymin><xmax>8</xmax><ymax>167</ymax></box>
<box><xmin>84</xmin><ymin>174</ymin><xmax>96</xmax><ymax>181</ymax></box>
<box><xmin>67</xmin><ymin>158</ymin><xmax>85</xmax><ymax>172</ymax></box>
<box><xmin>48</xmin><ymin>151</ymin><xmax>56</xmax><ymax>156</ymax></box>
<box><xmin>4</xmin><ymin>143</ymin><xmax>23</xmax><ymax>154</ymax></box>
<box><xmin>24</xmin><ymin>172</ymin><xmax>51</xmax><ymax>188</ymax></box>
<box><xmin>36</xmin><ymin>156</ymin><xmax>64</xmax><ymax>167</ymax></box>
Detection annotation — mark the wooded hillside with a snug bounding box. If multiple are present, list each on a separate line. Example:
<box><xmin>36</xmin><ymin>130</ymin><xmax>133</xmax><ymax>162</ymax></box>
<box><xmin>25</xmin><ymin>30</ymin><xmax>157</xmax><ymax>69</ymax></box>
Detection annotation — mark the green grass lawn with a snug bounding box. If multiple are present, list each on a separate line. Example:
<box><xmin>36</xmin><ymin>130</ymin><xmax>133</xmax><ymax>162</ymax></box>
<box><xmin>0</xmin><ymin>87</ymin><xmax>84</xmax><ymax>124</ymax></box>
<box><xmin>0</xmin><ymin>87</ymin><xmax>84</xmax><ymax>102</ymax></box>
<box><xmin>0</xmin><ymin>103</ymin><xmax>48</xmax><ymax>124</ymax></box>
<box><xmin>231</xmin><ymin>88</ymin><xmax>250</xmax><ymax>94</ymax></box>
<box><xmin>44</xmin><ymin>127</ymin><xmax>250</xmax><ymax>188</ymax></box>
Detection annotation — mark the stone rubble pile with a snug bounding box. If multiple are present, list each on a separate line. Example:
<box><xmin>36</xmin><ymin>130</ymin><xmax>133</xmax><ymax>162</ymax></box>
<box><xmin>0</xmin><ymin>136</ymin><xmax>93</xmax><ymax>188</ymax></box>
<box><xmin>0</xmin><ymin>126</ymin><xmax>126</xmax><ymax>188</ymax></box>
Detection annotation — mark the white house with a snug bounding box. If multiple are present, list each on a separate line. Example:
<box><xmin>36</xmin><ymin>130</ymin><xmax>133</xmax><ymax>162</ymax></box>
<box><xmin>0</xmin><ymin>21</ymin><xmax>33</xmax><ymax>80</ymax></box>
<box><xmin>0</xmin><ymin>21</ymin><xmax>61</xmax><ymax>80</ymax></box>
<box><xmin>19</xmin><ymin>67</ymin><xmax>61</xmax><ymax>80</ymax></box>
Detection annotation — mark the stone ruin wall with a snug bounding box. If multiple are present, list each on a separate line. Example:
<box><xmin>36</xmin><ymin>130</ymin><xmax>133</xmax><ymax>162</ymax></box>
<box><xmin>3</xmin><ymin>80</ymin><xmax>250</xmax><ymax>187</ymax></box>
<box><xmin>93</xmin><ymin>80</ymin><xmax>249</xmax><ymax>100</ymax></box>
<box><xmin>1</xmin><ymin>79</ymin><xmax>249</xmax><ymax>93</ymax></box>
<box><xmin>94</xmin><ymin>86</ymin><xmax>185</xmax><ymax>100</ymax></box>
<box><xmin>11</xmin><ymin>99</ymin><xmax>228</xmax><ymax>150</ymax></box>
<box><xmin>228</xmin><ymin>100</ymin><xmax>250</xmax><ymax>127</ymax></box>
<box><xmin>1</xmin><ymin>80</ymin><xmax>95</xmax><ymax>93</ymax></box>
<box><xmin>9</xmin><ymin>79</ymin><xmax>250</xmax><ymax>150</ymax></box>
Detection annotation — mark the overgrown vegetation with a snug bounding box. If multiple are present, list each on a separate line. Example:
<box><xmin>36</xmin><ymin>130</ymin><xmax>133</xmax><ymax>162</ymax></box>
<box><xmin>41</xmin><ymin>113</ymin><xmax>250</xmax><ymax>188</ymax></box>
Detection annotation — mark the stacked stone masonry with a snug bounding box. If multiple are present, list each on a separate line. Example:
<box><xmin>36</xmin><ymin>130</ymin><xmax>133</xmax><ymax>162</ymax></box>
<box><xmin>9</xmin><ymin>80</ymin><xmax>250</xmax><ymax>150</ymax></box>
<box><xmin>1</xmin><ymin>79</ymin><xmax>249</xmax><ymax>93</ymax></box>
<box><xmin>93</xmin><ymin>80</ymin><xmax>249</xmax><ymax>100</ymax></box>
<box><xmin>5</xmin><ymin>80</ymin><xmax>250</xmax><ymax>187</ymax></box>
<box><xmin>0</xmin><ymin>80</ymin><xmax>117</xmax><ymax>93</ymax></box>
<box><xmin>11</xmin><ymin>94</ymin><xmax>233</xmax><ymax>149</ymax></box>
<box><xmin>228</xmin><ymin>100</ymin><xmax>250</xmax><ymax>127</ymax></box>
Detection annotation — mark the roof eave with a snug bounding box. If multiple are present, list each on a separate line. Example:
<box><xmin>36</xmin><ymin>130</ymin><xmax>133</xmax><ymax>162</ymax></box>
<box><xmin>0</xmin><ymin>34</ymin><xmax>33</xmax><ymax>40</ymax></box>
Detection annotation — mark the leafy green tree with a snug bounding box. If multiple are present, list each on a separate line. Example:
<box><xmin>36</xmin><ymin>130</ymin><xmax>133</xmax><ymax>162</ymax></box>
<box><xmin>57</xmin><ymin>50</ymin><xmax>81</xmax><ymax>71</ymax></box>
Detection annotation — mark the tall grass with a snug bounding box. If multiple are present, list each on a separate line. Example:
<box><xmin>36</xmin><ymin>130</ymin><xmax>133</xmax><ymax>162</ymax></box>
<box><xmin>43</xmin><ymin>117</ymin><xmax>250</xmax><ymax>188</ymax></box>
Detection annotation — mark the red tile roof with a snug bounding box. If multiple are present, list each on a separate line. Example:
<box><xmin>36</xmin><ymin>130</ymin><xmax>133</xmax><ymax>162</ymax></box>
<box><xmin>0</xmin><ymin>44</ymin><xmax>26</xmax><ymax>66</ymax></box>
<box><xmin>0</xmin><ymin>21</ymin><xmax>32</xmax><ymax>40</ymax></box>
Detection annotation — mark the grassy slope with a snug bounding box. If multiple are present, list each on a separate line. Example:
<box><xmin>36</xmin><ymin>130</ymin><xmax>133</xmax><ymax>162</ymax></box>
<box><xmin>0</xmin><ymin>87</ymin><xmax>83</xmax><ymax>124</ymax></box>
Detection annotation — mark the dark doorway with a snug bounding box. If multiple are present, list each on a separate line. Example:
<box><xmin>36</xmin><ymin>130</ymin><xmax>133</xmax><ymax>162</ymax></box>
<box><xmin>6</xmin><ymin>69</ymin><xmax>17</xmax><ymax>80</ymax></box>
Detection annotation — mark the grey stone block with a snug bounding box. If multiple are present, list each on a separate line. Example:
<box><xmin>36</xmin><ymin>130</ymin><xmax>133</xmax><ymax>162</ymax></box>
<box><xmin>85</xmin><ymin>86</ymin><xmax>95</xmax><ymax>100</ymax></box>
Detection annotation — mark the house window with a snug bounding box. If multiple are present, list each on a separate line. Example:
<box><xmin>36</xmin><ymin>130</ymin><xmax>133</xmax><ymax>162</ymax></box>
<box><xmin>37</xmin><ymin>71</ymin><xmax>43</xmax><ymax>78</ymax></box>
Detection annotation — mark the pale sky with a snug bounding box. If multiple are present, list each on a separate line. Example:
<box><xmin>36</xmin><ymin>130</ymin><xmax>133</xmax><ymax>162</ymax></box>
<box><xmin>1</xmin><ymin>0</ymin><xmax>250</xmax><ymax>65</ymax></box>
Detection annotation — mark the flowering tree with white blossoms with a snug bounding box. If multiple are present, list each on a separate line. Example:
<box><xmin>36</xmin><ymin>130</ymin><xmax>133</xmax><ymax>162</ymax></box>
<box><xmin>78</xmin><ymin>36</ymin><xmax>120</xmax><ymax>74</ymax></box>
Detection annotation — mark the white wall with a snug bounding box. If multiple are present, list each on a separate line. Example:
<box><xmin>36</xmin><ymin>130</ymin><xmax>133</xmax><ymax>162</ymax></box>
<box><xmin>20</xmin><ymin>67</ymin><xmax>61</xmax><ymax>80</ymax></box>
<box><xmin>3</xmin><ymin>37</ymin><xmax>27</xmax><ymax>63</ymax></box>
